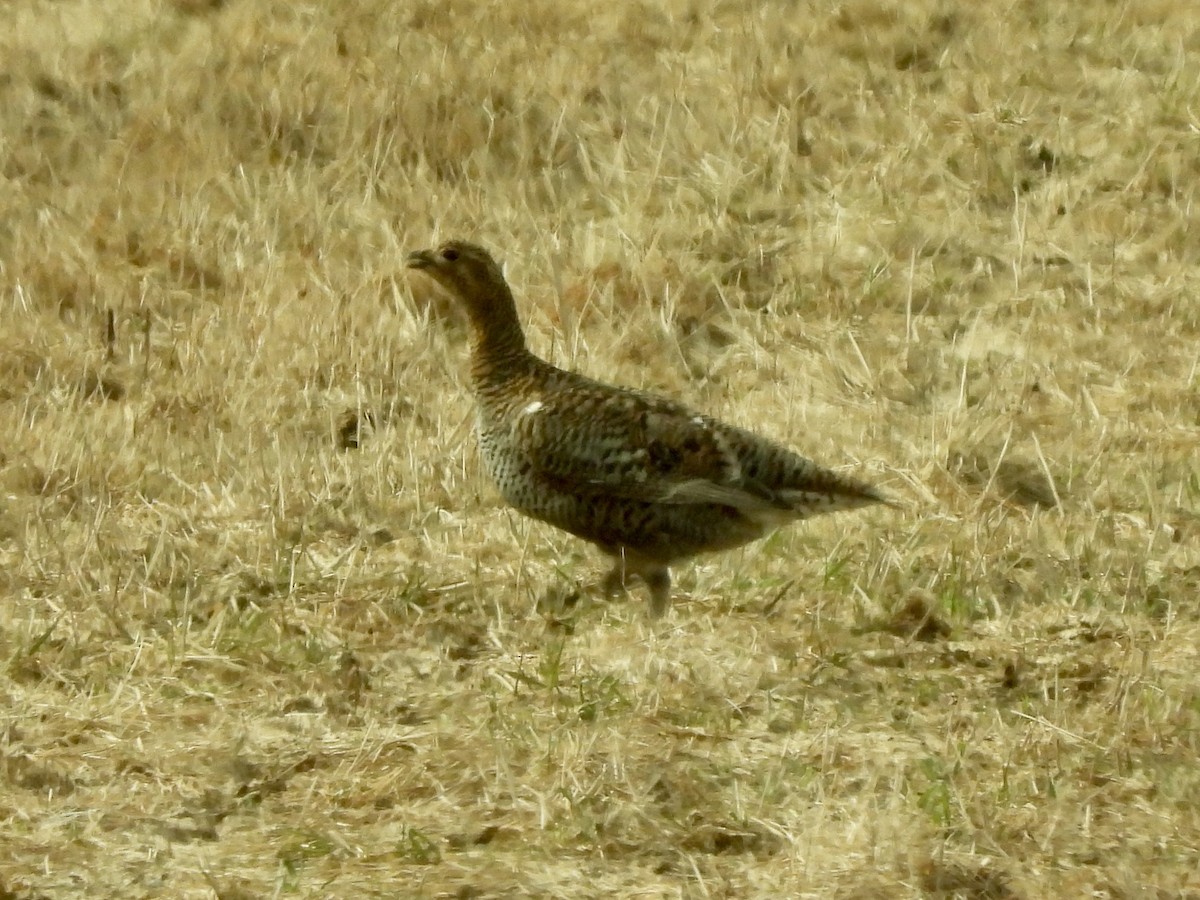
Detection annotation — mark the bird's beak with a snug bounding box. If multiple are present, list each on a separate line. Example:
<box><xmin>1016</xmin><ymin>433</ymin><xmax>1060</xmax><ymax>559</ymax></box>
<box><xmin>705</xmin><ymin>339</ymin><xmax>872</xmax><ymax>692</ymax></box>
<box><xmin>406</xmin><ymin>249</ymin><xmax>435</xmax><ymax>270</ymax></box>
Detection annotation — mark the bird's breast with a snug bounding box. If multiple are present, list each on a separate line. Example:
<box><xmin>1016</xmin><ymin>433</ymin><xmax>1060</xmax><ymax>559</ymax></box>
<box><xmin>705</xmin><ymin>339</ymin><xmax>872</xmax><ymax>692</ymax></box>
<box><xmin>475</xmin><ymin>413</ymin><xmax>537</xmax><ymax>506</ymax></box>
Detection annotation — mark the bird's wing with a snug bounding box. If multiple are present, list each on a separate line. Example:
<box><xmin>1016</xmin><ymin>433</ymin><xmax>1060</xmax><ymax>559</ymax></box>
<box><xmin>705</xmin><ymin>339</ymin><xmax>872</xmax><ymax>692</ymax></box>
<box><xmin>511</xmin><ymin>377</ymin><xmax>881</xmax><ymax>516</ymax></box>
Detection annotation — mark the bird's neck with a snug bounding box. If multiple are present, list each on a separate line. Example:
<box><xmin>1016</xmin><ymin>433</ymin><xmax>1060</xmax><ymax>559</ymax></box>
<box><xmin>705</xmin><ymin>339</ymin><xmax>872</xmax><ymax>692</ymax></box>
<box><xmin>467</xmin><ymin>285</ymin><xmax>535</xmax><ymax>390</ymax></box>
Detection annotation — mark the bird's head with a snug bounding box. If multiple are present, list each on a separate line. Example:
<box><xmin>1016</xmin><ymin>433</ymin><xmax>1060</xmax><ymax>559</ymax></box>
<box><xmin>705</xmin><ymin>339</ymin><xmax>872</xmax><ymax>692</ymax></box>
<box><xmin>406</xmin><ymin>240</ymin><xmax>510</xmax><ymax>318</ymax></box>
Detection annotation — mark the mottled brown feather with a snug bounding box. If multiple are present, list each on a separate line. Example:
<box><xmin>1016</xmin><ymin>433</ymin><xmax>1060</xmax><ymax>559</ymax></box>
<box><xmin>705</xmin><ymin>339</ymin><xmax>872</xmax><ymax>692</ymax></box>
<box><xmin>407</xmin><ymin>239</ymin><xmax>892</xmax><ymax>617</ymax></box>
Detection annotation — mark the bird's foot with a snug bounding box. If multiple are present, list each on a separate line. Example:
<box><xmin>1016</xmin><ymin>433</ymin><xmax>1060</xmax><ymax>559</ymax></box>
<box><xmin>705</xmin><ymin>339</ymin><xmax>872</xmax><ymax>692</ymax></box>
<box><xmin>645</xmin><ymin>569</ymin><xmax>672</xmax><ymax>619</ymax></box>
<box><xmin>602</xmin><ymin>559</ymin><xmax>673</xmax><ymax>618</ymax></box>
<box><xmin>600</xmin><ymin>565</ymin><xmax>631</xmax><ymax>601</ymax></box>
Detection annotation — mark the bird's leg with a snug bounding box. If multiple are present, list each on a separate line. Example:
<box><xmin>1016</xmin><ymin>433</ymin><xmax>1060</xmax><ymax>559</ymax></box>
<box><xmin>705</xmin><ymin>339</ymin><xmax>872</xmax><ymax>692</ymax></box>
<box><xmin>601</xmin><ymin>562</ymin><xmax>630</xmax><ymax>600</ymax></box>
<box><xmin>645</xmin><ymin>568</ymin><xmax>672</xmax><ymax>619</ymax></box>
<box><xmin>602</xmin><ymin>551</ymin><xmax>672</xmax><ymax>618</ymax></box>
<box><xmin>601</xmin><ymin>548</ymin><xmax>636</xmax><ymax>600</ymax></box>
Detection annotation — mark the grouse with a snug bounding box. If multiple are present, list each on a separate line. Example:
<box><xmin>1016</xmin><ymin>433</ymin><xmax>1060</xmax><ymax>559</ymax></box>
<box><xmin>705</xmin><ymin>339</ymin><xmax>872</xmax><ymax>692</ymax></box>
<box><xmin>407</xmin><ymin>240</ymin><xmax>890</xmax><ymax>617</ymax></box>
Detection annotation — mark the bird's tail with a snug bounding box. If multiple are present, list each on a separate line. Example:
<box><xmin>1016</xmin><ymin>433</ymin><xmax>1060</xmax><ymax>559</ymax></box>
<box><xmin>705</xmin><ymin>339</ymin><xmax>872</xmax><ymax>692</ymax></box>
<box><xmin>776</xmin><ymin>476</ymin><xmax>897</xmax><ymax>519</ymax></box>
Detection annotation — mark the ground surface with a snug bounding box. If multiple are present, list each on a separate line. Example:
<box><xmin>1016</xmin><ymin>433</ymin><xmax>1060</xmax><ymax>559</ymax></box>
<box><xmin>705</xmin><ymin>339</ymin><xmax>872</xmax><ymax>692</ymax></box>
<box><xmin>2</xmin><ymin>0</ymin><xmax>1199</xmax><ymax>897</ymax></box>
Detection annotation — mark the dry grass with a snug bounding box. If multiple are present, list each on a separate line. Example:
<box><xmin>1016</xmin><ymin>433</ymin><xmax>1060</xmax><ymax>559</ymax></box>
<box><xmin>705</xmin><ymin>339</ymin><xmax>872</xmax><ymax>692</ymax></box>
<box><xmin>2</xmin><ymin>0</ymin><xmax>1199</xmax><ymax>896</ymax></box>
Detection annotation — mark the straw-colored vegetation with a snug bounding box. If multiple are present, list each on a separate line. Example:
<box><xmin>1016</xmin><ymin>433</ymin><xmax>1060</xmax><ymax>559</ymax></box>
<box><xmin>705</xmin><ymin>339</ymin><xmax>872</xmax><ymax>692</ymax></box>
<box><xmin>2</xmin><ymin>0</ymin><xmax>1199</xmax><ymax>896</ymax></box>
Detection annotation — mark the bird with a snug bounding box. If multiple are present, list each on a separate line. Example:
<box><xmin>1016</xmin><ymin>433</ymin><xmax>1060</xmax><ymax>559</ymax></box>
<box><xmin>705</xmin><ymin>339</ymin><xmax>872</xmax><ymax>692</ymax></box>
<box><xmin>406</xmin><ymin>239</ymin><xmax>891</xmax><ymax>618</ymax></box>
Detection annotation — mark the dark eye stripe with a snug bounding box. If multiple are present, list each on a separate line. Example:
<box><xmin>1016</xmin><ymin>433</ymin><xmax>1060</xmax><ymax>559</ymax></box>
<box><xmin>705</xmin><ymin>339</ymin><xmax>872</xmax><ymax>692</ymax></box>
<box><xmin>441</xmin><ymin>248</ymin><xmax>459</xmax><ymax>262</ymax></box>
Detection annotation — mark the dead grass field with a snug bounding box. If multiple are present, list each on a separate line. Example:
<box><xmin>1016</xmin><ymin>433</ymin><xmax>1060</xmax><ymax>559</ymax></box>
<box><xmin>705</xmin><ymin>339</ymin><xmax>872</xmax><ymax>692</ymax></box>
<box><xmin>2</xmin><ymin>0</ymin><xmax>1199</xmax><ymax>896</ymax></box>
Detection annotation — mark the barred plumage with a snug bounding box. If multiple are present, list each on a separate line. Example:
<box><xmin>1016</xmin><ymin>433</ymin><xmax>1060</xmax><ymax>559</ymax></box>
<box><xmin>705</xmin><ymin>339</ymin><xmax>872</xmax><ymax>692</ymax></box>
<box><xmin>407</xmin><ymin>240</ymin><xmax>891</xmax><ymax>617</ymax></box>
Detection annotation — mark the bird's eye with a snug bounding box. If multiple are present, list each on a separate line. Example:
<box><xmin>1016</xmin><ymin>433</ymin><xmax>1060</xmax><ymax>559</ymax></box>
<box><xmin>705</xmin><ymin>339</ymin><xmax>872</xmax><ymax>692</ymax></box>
<box><xmin>441</xmin><ymin>248</ymin><xmax>459</xmax><ymax>262</ymax></box>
